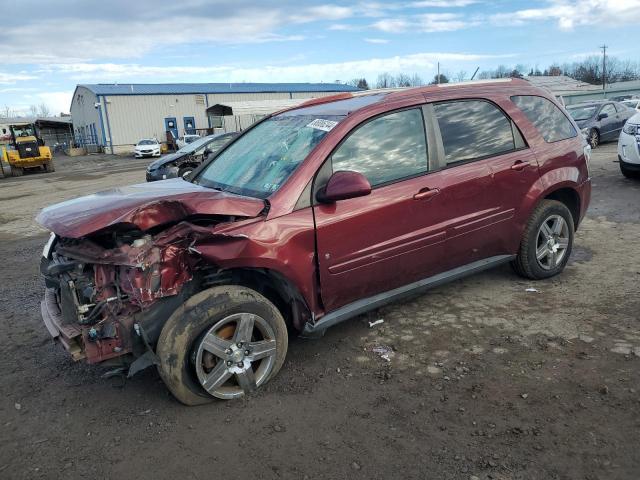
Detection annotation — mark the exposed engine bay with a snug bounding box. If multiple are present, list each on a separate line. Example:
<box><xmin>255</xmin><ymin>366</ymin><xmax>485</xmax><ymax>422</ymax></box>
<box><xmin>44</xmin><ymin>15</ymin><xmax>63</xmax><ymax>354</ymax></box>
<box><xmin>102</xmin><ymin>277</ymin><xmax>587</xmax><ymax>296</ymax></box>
<box><xmin>41</xmin><ymin>221</ymin><xmax>230</xmax><ymax>366</ymax></box>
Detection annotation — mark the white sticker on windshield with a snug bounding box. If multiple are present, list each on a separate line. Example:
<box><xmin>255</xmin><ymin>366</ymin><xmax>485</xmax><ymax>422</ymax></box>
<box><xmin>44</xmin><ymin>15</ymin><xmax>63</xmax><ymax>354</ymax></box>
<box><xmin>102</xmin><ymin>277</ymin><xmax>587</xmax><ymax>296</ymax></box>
<box><xmin>306</xmin><ymin>119</ymin><xmax>338</xmax><ymax>132</ymax></box>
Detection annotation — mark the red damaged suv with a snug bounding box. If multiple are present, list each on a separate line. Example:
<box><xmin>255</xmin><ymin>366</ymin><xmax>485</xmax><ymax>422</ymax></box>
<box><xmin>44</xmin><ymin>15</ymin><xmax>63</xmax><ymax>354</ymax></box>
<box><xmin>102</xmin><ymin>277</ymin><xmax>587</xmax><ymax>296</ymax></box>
<box><xmin>38</xmin><ymin>79</ymin><xmax>591</xmax><ymax>404</ymax></box>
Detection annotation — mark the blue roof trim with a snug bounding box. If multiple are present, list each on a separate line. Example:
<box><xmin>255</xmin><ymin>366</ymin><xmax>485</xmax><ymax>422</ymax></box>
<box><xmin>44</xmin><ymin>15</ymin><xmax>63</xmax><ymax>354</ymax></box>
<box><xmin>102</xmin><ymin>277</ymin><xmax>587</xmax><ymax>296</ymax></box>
<box><xmin>79</xmin><ymin>83</ymin><xmax>361</xmax><ymax>95</ymax></box>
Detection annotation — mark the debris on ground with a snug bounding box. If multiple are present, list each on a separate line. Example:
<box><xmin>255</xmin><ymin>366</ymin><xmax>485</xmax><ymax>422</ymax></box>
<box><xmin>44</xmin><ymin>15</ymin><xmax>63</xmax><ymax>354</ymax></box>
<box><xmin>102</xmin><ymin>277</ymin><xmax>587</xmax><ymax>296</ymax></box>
<box><xmin>372</xmin><ymin>345</ymin><xmax>394</xmax><ymax>362</ymax></box>
<box><xmin>369</xmin><ymin>319</ymin><xmax>384</xmax><ymax>328</ymax></box>
<box><xmin>525</xmin><ymin>287</ymin><xmax>539</xmax><ymax>293</ymax></box>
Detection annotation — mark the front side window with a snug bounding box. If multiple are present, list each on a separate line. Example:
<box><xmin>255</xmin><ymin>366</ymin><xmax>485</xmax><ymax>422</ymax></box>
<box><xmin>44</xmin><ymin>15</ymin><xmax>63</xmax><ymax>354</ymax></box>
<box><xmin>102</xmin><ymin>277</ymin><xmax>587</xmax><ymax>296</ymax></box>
<box><xmin>600</xmin><ymin>104</ymin><xmax>616</xmax><ymax>117</ymax></box>
<box><xmin>434</xmin><ymin>100</ymin><xmax>515</xmax><ymax>164</ymax></box>
<box><xmin>197</xmin><ymin>114</ymin><xmax>343</xmax><ymax>198</ymax></box>
<box><xmin>512</xmin><ymin>95</ymin><xmax>577</xmax><ymax>143</ymax></box>
<box><xmin>331</xmin><ymin>108</ymin><xmax>428</xmax><ymax>187</ymax></box>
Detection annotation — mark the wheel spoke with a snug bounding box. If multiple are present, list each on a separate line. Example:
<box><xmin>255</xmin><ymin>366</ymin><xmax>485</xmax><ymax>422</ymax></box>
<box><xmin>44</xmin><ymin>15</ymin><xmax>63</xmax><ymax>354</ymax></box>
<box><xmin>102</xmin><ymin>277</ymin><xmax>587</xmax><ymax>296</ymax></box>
<box><xmin>247</xmin><ymin>339</ymin><xmax>277</xmax><ymax>361</ymax></box>
<box><xmin>556</xmin><ymin>237</ymin><xmax>569</xmax><ymax>249</ymax></box>
<box><xmin>201</xmin><ymin>362</ymin><xmax>232</xmax><ymax>393</ymax></box>
<box><xmin>234</xmin><ymin>314</ymin><xmax>255</xmax><ymax>343</ymax></box>
<box><xmin>236</xmin><ymin>367</ymin><xmax>257</xmax><ymax>394</ymax></box>
<box><xmin>536</xmin><ymin>245</ymin><xmax>550</xmax><ymax>261</ymax></box>
<box><xmin>201</xmin><ymin>333</ymin><xmax>232</xmax><ymax>359</ymax></box>
<box><xmin>541</xmin><ymin>222</ymin><xmax>553</xmax><ymax>239</ymax></box>
<box><xmin>550</xmin><ymin>249</ymin><xmax>559</xmax><ymax>266</ymax></box>
<box><xmin>552</xmin><ymin>217</ymin><xmax>564</xmax><ymax>235</ymax></box>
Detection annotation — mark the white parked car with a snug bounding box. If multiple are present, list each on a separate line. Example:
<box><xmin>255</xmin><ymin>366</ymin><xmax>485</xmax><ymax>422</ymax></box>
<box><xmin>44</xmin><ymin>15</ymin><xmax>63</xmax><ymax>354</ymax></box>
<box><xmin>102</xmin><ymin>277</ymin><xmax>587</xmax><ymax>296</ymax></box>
<box><xmin>134</xmin><ymin>139</ymin><xmax>161</xmax><ymax>158</ymax></box>
<box><xmin>176</xmin><ymin>134</ymin><xmax>200</xmax><ymax>149</ymax></box>
<box><xmin>621</xmin><ymin>99</ymin><xmax>640</xmax><ymax>112</ymax></box>
<box><xmin>618</xmin><ymin>112</ymin><xmax>640</xmax><ymax>179</ymax></box>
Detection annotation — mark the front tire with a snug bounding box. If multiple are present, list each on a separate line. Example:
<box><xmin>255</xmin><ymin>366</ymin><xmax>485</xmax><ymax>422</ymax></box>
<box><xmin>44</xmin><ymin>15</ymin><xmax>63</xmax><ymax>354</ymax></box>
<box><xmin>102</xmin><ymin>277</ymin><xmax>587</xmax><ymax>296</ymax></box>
<box><xmin>156</xmin><ymin>286</ymin><xmax>288</xmax><ymax>405</ymax></box>
<box><xmin>587</xmin><ymin>128</ymin><xmax>599</xmax><ymax>148</ymax></box>
<box><xmin>512</xmin><ymin>200</ymin><xmax>574</xmax><ymax>280</ymax></box>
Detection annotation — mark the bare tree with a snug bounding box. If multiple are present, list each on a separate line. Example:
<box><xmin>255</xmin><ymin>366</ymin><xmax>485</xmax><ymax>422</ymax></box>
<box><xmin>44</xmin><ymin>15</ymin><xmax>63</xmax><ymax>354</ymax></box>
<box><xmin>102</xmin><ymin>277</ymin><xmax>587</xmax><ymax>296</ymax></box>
<box><xmin>409</xmin><ymin>73</ymin><xmax>424</xmax><ymax>86</ymax></box>
<box><xmin>37</xmin><ymin>103</ymin><xmax>50</xmax><ymax>117</ymax></box>
<box><xmin>348</xmin><ymin>78</ymin><xmax>370</xmax><ymax>89</ymax></box>
<box><xmin>395</xmin><ymin>73</ymin><xmax>412</xmax><ymax>87</ymax></box>
<box><xmin>376</xmin><ymin>72</ymin><xmax>396</xmax><ymax>89</ymax></box>
<box><xmin>454</xmin><ymin>70</ymin><xmax>467</xmax><ymax>82</ymax></box>
<box><xmin>0</xmin><ymin>105</ymin><xmax>16</xmax><ymax>118</ymax></box>
<box><xmin>29</xmin><ymin>105</ymin><xmax>38</xmax><ymax>117</ymax></box>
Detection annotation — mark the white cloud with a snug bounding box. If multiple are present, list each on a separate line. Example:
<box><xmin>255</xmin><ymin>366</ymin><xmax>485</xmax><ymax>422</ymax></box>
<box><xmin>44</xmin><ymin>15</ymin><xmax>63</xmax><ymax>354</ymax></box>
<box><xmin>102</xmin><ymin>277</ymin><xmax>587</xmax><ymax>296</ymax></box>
<box><xmin>0</xmin><ymin>3</ymin><xmax>355</xmax><ymax>64</ymax></box>
<box><xmin>46</xmin><ymin>51</ymin><xmax>515</xmax><ymax>84</ymax></box>
<box><xmin>36</xmin><ymin>92</ymin><xmax>73</xmax><ymax>115</ymax></box>
<box><xmin>491</xmin><ymin>0</ymin><xmax>640</xmax><ymax>30</ymax></box>
<box><xmin>364</xmin><ymin>38</ymin><xmax>390</xmax><ymax>44</ymax></box>
<box><xmin>0</xmin><ymin>72</ymin><xmax>37</xmax><ymax>84</ymax></box>
<box><xmin>372</xmin><ymin>18</ymin><xmax>411</xmax><ymax>33</ymax></box>
<box><xmin>373</xmin><ymin>13</ymin><xmax>473</xmax><ymax>33</ymax></box>
<box><xmin>409</xmin><ymin>0</ymin><xmax>478</xmax><ymax>7</ymax></box>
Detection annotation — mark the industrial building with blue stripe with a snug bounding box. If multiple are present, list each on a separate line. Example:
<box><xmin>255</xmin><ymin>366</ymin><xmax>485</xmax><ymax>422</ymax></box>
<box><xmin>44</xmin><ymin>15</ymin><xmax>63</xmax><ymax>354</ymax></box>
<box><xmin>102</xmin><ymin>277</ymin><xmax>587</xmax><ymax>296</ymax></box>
<box><xmin>70</xmin><ymin>82</ymin><xmax>359</xmax><ymax>154</ymax></box>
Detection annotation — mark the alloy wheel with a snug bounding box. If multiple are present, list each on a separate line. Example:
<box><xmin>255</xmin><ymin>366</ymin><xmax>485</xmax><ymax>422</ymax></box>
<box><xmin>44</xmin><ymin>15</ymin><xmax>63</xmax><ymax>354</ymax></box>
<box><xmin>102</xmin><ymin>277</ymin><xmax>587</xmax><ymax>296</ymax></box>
<box><xmin>193</xmin><ymin>313</ymin><xmax>277</xmax><ymax>400</ymax></box>
<box><xmin>589</xmin><ymin>130</ymin><xmax>598</xmax><ymax>148</ymax></box>
<box><xmin>535</xmin><ymin>214</ymin><xmax>570</xmax><ymax>270</ymax></box>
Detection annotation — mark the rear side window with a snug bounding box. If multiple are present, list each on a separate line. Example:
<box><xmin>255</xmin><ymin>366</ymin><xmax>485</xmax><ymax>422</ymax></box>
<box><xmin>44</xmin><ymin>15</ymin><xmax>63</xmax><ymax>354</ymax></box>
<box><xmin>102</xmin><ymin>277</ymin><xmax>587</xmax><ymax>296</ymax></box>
<box><xmin>433</xmin><ymin>100</ymin><xmax>516</xmax><ymax>165</ymax></box>
<box><xmin>332</xmin><ymin>108</ymin><xmax>428</xmax><ymax>187</ymax></box>
<box><xmin>511</xmin><ymin>95</ymin><xmax>577</xmax><ymax>143</ymax></box>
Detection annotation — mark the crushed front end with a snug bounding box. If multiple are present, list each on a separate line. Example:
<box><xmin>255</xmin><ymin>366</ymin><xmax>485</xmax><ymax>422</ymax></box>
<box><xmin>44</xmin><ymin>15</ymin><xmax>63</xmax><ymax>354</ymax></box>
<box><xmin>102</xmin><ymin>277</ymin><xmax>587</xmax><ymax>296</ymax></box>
<box><xmin>39</xmin><ymin>223</ymin><xmax>209</xmax><ymax>368</ymax></box>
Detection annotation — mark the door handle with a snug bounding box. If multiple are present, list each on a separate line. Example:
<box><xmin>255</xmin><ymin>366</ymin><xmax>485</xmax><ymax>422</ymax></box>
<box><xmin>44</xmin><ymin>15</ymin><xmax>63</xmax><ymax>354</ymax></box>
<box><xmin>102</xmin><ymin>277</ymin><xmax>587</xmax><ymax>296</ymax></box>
<box><xmin>414</xmin><ymin>188</ymin><xmax>440</xmax><ymax>200</ymax></box>
<box><xmin>511</xmin><ymin>161</ymin><xmax>530</xmax><ymax>171</ymax></box>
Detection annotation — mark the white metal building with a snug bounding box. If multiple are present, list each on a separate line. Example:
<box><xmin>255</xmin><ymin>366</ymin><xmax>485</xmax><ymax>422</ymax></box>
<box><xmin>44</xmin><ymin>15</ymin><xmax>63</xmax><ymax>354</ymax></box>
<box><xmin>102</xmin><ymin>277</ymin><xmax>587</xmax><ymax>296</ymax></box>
<box><xmin>70</xmin><ymin>83</ymin><xmax>360</xmax><ymax>154</ymax></box>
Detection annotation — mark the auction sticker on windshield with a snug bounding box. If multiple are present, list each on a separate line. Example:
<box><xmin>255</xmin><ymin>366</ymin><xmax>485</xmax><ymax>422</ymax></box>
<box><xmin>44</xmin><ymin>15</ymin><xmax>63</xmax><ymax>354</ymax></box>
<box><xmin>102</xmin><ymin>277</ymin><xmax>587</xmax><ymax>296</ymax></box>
<box><xmin>306</xmin><ymin>119</ymin><xmax>338</xmax><ymax>132</ymax></box>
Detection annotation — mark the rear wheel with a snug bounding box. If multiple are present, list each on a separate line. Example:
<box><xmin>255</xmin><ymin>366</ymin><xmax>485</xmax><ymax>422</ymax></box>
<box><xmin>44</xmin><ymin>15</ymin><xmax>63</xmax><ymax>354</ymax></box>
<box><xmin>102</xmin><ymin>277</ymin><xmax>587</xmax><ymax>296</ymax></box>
<box><xmin>512</xmin><ymin>200</ymin><xmax>574</xmax><ymax>280</ymax></box>
<box><xmin>587</xmin><ymin>128</ymin><xmax>599</xmax><ymax>148</ymax></box>
<box><xmin>156</xmin><ymin>286</ymin><xmax>288</xmax><ymax>405</ymax></box>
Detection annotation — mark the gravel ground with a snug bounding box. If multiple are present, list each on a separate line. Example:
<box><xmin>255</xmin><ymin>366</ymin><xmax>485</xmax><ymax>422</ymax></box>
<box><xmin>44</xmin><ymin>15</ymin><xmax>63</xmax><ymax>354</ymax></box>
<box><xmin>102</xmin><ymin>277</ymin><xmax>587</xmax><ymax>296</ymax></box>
<box><xmin>0</xmin><ymin>145</ymin><xmax>638</xmax><ymax>480</ymax></box>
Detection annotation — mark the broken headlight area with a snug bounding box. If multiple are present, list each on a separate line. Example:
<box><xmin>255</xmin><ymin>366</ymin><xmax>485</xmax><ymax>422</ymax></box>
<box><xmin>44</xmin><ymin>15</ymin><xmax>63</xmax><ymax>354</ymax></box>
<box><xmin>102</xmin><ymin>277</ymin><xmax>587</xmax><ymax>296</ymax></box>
<box><xmin>41</xmin><ymin>222</ymin><xmax>214</xmax><ymax>365</ymax></box>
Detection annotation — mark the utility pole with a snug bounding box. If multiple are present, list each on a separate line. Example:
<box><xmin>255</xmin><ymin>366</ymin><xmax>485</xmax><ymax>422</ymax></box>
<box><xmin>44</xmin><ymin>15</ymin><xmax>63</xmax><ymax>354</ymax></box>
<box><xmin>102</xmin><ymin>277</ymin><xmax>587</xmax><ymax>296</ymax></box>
<box><xmin>600</xmin><ymin>44</ymin><xmax>607</xmax><ymax>92</ymax></box>
<box><xmin>437</xmin><ymin>62</ymin><xmax>440</xmax><ymax>84</ymax></box>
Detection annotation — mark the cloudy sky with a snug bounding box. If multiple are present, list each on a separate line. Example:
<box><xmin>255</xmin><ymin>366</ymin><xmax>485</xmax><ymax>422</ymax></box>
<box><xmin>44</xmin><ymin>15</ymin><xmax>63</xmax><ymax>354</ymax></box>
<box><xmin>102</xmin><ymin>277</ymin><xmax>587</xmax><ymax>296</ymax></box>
<box><xmin>1</xmin><ymin>0</ymin><xmax>639</xmax><ymax>115</ymax></box>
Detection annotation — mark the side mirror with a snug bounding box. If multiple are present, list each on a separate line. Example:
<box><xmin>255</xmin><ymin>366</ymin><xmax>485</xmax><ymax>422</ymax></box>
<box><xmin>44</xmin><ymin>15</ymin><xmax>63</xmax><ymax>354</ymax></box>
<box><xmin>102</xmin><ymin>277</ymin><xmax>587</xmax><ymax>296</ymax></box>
<box><xmin>317</xmin><ymin>170</ymin><xmax>371</xmax><ymax>203</ymax></box>
<box><xmin>598</xmin><ymin>112</ymin><xmax>608</xmax><ymax>120</ymax></box>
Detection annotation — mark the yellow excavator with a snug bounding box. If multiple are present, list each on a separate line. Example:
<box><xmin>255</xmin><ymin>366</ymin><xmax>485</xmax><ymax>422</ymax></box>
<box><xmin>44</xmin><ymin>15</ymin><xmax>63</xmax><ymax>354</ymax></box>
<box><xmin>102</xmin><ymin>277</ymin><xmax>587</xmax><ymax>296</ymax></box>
<box><xmin>1</xmin><ymin>122</ymin><xmax>54</xmax><ymax>177</ymax></box>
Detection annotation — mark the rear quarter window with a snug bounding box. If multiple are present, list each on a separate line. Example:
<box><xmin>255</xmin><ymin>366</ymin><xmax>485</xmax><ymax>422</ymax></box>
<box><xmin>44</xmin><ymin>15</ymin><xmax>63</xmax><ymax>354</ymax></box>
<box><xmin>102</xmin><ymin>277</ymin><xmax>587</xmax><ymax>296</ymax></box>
<box><xmin>511</xmin><ymin>95</ymin><xmax>577</xmax><ymax>143</ymax></box>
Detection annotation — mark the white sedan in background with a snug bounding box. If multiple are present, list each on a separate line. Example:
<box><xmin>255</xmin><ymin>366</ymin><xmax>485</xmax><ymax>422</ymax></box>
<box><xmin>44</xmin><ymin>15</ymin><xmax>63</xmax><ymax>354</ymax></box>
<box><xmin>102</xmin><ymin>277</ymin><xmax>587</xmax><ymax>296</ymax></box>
<box><xmin>618</xmin><ymin>112</ymin><xmax>640</xmax><ymax>179</ymax></box>
<box><xmin>134</xmin><ymin>139</ymin><xmax>161</xmax><ymax>158</ymax></box>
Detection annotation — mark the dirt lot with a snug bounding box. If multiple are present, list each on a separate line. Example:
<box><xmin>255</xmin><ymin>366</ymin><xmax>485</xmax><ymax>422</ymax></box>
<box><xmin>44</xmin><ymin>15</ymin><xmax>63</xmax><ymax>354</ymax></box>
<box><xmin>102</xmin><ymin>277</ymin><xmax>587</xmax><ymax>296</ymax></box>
<box><xmin>0</xmin><ymin>146</ymin><xmax>638</xmax><ymax>480</ymax></box>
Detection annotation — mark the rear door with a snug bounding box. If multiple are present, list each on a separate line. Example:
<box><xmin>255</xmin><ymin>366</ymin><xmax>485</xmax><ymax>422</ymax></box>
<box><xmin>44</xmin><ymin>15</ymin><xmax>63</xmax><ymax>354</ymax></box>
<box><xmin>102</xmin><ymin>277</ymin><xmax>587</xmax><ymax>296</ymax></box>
<box><xmin>430</xmin><ymin>99</ymin><xmax>534</xmax><ymax>268</ymax></box>
<box><xmin>313</xmin><ymin>107</ymin><xmax>447</xmax><ymax>312</ymax></box>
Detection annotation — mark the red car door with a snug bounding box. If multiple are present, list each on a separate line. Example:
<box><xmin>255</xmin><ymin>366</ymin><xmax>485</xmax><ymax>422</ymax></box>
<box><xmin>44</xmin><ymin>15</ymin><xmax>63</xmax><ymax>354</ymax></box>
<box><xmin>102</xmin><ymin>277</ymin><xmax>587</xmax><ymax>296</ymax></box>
<box><xmin>431</xmin><ymin>99</ymin><xmax>534</xmax><ymax>268</ymax></box>
<box><xmin>313</xmin><ymin>107</ymin><xmax>447</xmax><ymax>312</ymax></box>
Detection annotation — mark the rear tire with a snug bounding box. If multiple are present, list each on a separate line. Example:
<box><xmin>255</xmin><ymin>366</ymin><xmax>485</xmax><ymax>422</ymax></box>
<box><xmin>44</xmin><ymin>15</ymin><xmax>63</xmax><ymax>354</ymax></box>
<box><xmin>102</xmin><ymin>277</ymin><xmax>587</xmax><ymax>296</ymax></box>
<box><xmin>587</xmin><ymin>128</ymin><xmax>599</xmax><ymax>148</ymax></box>
<box><xmin>156</xmin><ymin>286</ymin><xmax>288</xmax><ymax>405</ymax></box>
<box><xmin>512</xmin><ymin>199</ymin><xmax>574</xmax><ymax>280</ymax></box>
